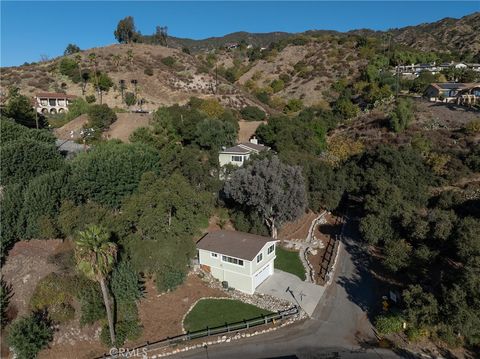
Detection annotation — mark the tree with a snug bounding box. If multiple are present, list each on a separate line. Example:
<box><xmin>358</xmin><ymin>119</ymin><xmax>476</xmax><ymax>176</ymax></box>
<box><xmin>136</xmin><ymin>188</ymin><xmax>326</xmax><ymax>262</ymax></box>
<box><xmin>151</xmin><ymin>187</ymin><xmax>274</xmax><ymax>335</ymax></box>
<box><xmin>75</xmin><ymin>225</ymin><xmax>117</xmax><ymax>345</ymax></box>
<box><xmin>97</xmin><ymin>72</ymin><xmax>114</xmax><ymax>104</ymax></box>
<box><xmin>70</xmin><ymin>142</ymin><xmax>161</xmax><ymax>208</ymax></box>
<box><xmin>64</xmin><ymin>43</ymin><xmax>81</xmax><ymax>56</ymax></box>
<box><xmin>402</xmin><ymin>285</ymin><xmax>439</xmax><ymax>328</ymax></box>
<box><xmin>389</xmin><ymin>98</ymin><xmax>414</xmax><ymax>133</ymax></box>
<box><xmin>111</xmin><ymin>261</ymin><xmax>143</xmax><ymax>304</ymax></box>
<box><xmin>58</xmin><ymin>58</ymin><xmax>81</xmax><ymax>83</ymax></box>
<box><xmin>224</xmin><ymin>156</ymin><xmax>307</xmax><ymax>238</ymax></box>
<box><xmin>7</xmin><ymin>311</ymin><xmax>54</xmax><ymax>359</ymax></box>
<box><xmin>114</xmin><ymin>16</ymin><xmax>136</xmax><ymax>44</ymax></box>
<box><xmin>1</xmin><ymin>119</ymin><xmax>55</xmax><ymax>144</ymax></box>
<box><xmin>240</xmin><ymin>106</ymin><xmax>266</xmax><ymax>121</ymax></box>
<box><xmin>87</xmin><ymin>104</ymin><xmax>117</xmax><ymax>130</ymax></box>
<box><xmin>1</xmin><ymin>277</ymin><xmax>12</xmax><ymax>328</ymax></box>
<box><xmin>1</xmin><ymin>87</ymin><xmax>38</xmax><ymax>128</ymax></box>
<box><xmin>195</xmin><ymin>118</ymin><xmax>237</xmax><ymax>151</ymax></box>
<box><xmin>0</xmin><ymin>139</ymin><xmax>64</xmax><ymax>186</ymax></box>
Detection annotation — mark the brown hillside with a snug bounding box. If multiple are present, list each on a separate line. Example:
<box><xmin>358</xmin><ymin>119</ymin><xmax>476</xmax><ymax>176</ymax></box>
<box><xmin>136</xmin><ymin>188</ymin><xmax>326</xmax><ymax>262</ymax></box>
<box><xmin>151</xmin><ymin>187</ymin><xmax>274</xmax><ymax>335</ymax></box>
<box><xmin>0</xmin><ymin>44</ymin><xmax>269</xmax><ymax>113</ymax></box>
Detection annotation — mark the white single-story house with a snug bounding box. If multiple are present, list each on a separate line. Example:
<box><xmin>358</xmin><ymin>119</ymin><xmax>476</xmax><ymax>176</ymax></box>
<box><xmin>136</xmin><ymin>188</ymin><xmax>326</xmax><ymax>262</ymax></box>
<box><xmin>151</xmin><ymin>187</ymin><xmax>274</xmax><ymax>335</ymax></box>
<box><xmin>218</xmin><ymin>138</ymin><xmax>269</xmax><ymax>167</ymax></box>
<box><xmin>197</xmin><ymin>230</ymin><xmax>277</xmax><ymax>294</ymax></box>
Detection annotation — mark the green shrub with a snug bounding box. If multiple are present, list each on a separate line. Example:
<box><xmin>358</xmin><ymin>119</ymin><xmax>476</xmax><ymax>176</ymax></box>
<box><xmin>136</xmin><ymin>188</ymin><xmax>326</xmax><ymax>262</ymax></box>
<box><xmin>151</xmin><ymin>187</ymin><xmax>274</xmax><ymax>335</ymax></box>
<box><xmin>7</xmin><ymin>311</ymin><xmax>54</xmax><ymax>359</ymax></box>
<box><xmin>283</xmin><ymin>99</ymin><xmax>303</xmax><ymax>114</ymax></box>
<box><xmin>87</xmin><ymin>104</ymin><xmax>117</xmax><ymax>130</ymax></box>
<box><xmin>155</xmin><ymin>266</ymin><xmax>186</xmax><ymax>292</ymax></box>
<box><xmin>389</xmin><ymin>98</ymin><xmax>414</xmax><ymax>133</ymax></box>
<box><xmin>77</xmin><ymin>279</ymin><xmax>106</xmax><ymax>326</ymax></box>
<box><xmin>29</xmin><ymin>273</ymin><xmax>75</xmax><ymax>324</ymax></box>
<box><xmin>1</xmin><ymin>278</ymin><xmax>12</xmax><ymax>328</ymax></box>
<box><xmin>161</xmin><ymin>56</ymin><xmax>176</xmax><ymax>67</ymax></box>
<box><xmin>100</xmin><ymin>320</ymin><xmax>142</xmax><ymax>346</ymax></box>
<box><xmin>374</xmin><ymin>313</ymin><xmax>404</xmax><ymax>335</ymax></box>
<box><xmin>406</xmin><ymin>326</ymin><xmax>428</xmax><ymax>342</ymax></box>
<box><xmin>270</xmin><ymin>79</ymin><xmax>285</xmax><ymax>93</ymax></box>
<box><xmin>144</xmin><ymin>67</ymin><xmax>154</xmax><ymax>76</ymax></box>
<box><xmin>58</xmin><ymin>58</ymin><xmax>81</xmax><ymax>83</ymax></box>
<box><xmin>240</xmin><ymin>106</ymin><xmax>266</xmax><ymax>121</ymax></box>
<box><xmin>85</xmin><ymin>95</ymin><xmax>96</xmax><ymax>103</ymax></box>
<box><xmin>125</xmin><ymin>92</ymin><xmax>136</xmax><ymax>106</ymax></box>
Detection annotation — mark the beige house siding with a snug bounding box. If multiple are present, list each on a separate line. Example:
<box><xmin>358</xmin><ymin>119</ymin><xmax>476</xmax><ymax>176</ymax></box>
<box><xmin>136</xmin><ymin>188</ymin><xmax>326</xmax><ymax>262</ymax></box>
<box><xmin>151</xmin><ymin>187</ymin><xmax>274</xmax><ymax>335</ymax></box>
<box><xmin>219</xmin><ymin>153</ymin><xmax>250</xmax><ymax>167</ymax></box>
<box><xmin>251</xmin><ymin>242</ymin><xmax>276</xmax><ymax>274</ymax></box>
<box><xmin>198</xmin><ymin>246</ymin><xmax>276</xmax><ymax>295</ymax></box>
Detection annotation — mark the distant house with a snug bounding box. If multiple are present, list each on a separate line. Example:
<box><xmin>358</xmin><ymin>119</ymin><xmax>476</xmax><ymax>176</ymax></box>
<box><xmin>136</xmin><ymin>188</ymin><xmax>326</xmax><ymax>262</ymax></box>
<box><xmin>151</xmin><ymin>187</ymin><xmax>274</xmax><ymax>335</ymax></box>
<box><xmin>197</xmin><ymin>230</ymin><xmax>277</xmax><ymax>294</ymax></box>
<box><xmin>225</xmin><ymin>42</ymin><xmax>239</xmax><ymax>50</ymax></box>
<box><xmin>424</xmin><ymin>83</ymin><xmax>473</xmax><ymax>103</ymax></box>
<box><xmin>35</xmin><ymin>92</ymin><xmax>77</xmax><ymax>115</ymax></box>
<box><xmin>219</xmin><ymin>137</ymin><xmax>269</xmax><ymax>167</ymax></box>
<box><xmin>456</xmin><ymin>84</ymin><xmax>480</xmax><ymax>106</ymax></box>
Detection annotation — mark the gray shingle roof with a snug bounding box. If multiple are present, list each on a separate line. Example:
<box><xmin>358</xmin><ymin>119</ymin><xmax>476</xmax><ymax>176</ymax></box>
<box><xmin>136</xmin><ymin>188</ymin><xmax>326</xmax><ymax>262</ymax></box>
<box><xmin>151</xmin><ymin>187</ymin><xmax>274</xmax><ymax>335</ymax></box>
<box><xmin>196</xmin><ymin>230</ymin><xmax>275</xmax><ymax>261</ymax></box>
<box><xmin>220</xmin><ymin>142</ymin><xmax>269</xmax><ymax>154</ymax></box>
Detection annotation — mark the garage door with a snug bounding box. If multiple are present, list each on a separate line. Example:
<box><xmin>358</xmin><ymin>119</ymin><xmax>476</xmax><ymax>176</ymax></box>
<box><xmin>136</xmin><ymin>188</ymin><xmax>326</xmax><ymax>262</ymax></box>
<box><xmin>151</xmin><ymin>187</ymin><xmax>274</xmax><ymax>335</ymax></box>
<box><xmin>254</xmin><ymin>263</ymin><xmax>272</xmax><ymax>288</ymax></box>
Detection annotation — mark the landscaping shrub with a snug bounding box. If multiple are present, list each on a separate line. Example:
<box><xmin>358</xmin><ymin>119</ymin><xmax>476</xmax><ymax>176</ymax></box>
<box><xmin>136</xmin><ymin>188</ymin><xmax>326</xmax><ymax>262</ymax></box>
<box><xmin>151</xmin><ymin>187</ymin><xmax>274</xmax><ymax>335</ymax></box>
<box><xmin>374</xmin><ymin>313</ymin><xmax>404</xmax><ymax>335</ymax></box>
<box><xmin>240</xmin><ymin>106</ymin><xmax>266</xmax><ymax>121</ymax></box>
<box><xmin>283</xmin><ymin>98</ymin><xmax>303</xmax><ymax>114</ymax></box>
<box><xmin>155</xmin><ymin>266</ymin><xmax>186</xmax><ymax>292</ymax></box>
<box><xmin>100</xmin><ymin>320</ymin><xmax>142</xmax><ymax>346</ymax></box>
<box><xmin>7</xmin><ymin>311</ymin><xmax>54</xmax><ymax>359</ymax></box>
<box><xmin>30</xmin><ymin>273</ymin><xmax>75</xmax><ymax>324</ymax></box>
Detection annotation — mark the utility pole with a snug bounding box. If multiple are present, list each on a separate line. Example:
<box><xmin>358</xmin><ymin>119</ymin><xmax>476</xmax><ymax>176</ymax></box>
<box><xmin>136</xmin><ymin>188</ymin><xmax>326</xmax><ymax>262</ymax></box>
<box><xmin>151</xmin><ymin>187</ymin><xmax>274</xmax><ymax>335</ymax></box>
<box><xmin>215</xmin><ymin>63</ymin><xmax>218</xmax><ymax>94</ymax></box>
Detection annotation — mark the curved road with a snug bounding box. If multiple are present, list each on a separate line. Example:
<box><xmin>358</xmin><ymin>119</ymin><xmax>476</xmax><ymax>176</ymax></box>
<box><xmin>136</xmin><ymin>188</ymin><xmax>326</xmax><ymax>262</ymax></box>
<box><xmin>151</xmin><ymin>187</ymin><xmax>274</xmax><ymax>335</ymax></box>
<box><xmin>174</xmin><ymin>219</ymin><xmax>405</xmax><ymax>359</ymax></box>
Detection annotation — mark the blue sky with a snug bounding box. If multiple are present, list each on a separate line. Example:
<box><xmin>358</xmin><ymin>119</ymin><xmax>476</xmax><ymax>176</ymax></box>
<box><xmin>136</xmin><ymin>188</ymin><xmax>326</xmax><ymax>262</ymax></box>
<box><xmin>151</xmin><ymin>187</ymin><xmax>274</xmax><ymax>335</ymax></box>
<box><xmin>1</xmin><ymin>1</ymin><xmax>478</xmax><ymax>67</ymax></box>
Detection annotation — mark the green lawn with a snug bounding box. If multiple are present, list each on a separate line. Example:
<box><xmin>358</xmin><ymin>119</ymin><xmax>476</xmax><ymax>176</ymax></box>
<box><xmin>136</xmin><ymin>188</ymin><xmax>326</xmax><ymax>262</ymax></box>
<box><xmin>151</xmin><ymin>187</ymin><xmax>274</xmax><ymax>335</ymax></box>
<box><xmin>183</xmin><ymin>298</ymin><xmax>273</xmax><ymax>332</ymax></box>
<box><xmin>274</xmin><ymin>246</ymin><xmax>306</xmax><ymax>281</ymax></box>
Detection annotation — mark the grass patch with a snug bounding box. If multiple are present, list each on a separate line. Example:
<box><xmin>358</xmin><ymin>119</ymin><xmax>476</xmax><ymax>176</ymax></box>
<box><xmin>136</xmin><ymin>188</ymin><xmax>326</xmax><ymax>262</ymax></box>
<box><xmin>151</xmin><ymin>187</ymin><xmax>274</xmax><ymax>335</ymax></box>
<box><xmin>183</xmin><ymin>298</ymin><xmax>272</xmax><ymax>332</ymax></box>
<box><xmin>274</xmin><ymin>247</ymin><xmax>306</xmax><ymax>281</ymax></box>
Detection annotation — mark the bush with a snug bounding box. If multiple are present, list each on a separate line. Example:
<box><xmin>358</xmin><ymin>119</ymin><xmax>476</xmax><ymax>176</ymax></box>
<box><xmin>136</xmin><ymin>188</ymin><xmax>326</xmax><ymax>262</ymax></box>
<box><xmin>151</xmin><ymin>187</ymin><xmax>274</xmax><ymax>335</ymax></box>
<box><xmin>100</xmin><ymin>320</ymin><xmax>142</xmax><ymax>346</ymax></box>
<box><xmin>125</xmin><ymin>92</ymin><xmax>136</xmax><ymax>106</ymax></box>
<box><xmin>240</xmin><ymin>106</ymin><xmax>266</xmax><ymax>121</ymax></box>
<box><xmin>143</xmin><ymin>67</ymin><xmax>154</xmax><ymax>76</ymax></box>
<box><xmin>87</xmin><ymin>104</ymin><xmax>117</xmax><ymax>130</ymax></box>
<box><xmin>155</xmin><ymin>266</ymin><xmax>186</xmax><ymax>292</ymax></box>
<box><xmin>375</xmin><ymin>313</ymin><xmax>404</xmax><ymax>335</ymax></box>
<box><xmin>7</xmin><ymin>311</ymin><xmax>54</xmax><ymax>359</ymax></box>
<box><xmin>29</xmin><ymin>273</ymin><xmax>75</xmax><ymax>324</ymax></box>
<box><xmin>465</xmin><ymin>119</ymin><xmax>480</xmax><ymax>134</ymax></box>
<box><xmin>77</xmin><ymin>279</ymin><xmax>106</xmax><ymax>326</ymax></box>
<box><xmin>270</xmin><ymin>79</ymin><xmax>285</xmax><ymax>93</ymax></box>
<box><xmin>58</xmin><ymin>58</ymin><xmax>81</xmax><ymax>83</ymax></box>
<box><xmin>85</xmin><ymin>95</ymin><xmax>96</xmax><ymax>103</ymax></box>
<box><xmin>161</xmin><ymin>56</ymin><xmax>176</xmax><ymax>67</ymax></box>
<box><xmin>389</xmin><ymin>98</ymin><xmax>414</xmax><ymax>133</ymax></box>
<box><xmin>283</xmin><ymin>99</ymin><xmax>303</xmax><ymax>114</ymax></box>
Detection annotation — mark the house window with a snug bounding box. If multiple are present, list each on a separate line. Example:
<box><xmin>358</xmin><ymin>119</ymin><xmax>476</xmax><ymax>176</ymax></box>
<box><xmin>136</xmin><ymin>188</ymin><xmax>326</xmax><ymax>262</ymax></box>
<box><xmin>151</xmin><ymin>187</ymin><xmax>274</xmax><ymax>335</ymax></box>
<box><xmin>267</xmin><ymin>244</ymin><xmax>275</xmax><ymax>255</ymax></box>
<box><xmin>222</xmin><ymin>255</ymin><xmax>244</xmax><ymax>266</ymax></box>
<box><xmin>211</xmin><ymin>252</ymin><xmax>218</xmax><ymax>258</ymax></box>
<box><xmin>231</xmin><ymin>155</ymin><xmax>243</xmax><ymax>162</ymax></box>
<box><xmin>256</xmin><ymin>253</ymin><xmax>263</xmax><ymax>263</ymax></box>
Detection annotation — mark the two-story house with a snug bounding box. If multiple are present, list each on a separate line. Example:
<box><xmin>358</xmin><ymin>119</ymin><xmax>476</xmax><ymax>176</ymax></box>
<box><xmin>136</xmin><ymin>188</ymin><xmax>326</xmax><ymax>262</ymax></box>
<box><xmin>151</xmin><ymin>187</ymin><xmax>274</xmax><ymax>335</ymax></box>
<box><xmin>196</xmin><ymin>230</ymin><xmax>277</xmax><ymax>294</ymax></box>
<box><xmin>218</xmin><ymin>138</ymin><xmax>269</xmax><ymax>167</ymax></box>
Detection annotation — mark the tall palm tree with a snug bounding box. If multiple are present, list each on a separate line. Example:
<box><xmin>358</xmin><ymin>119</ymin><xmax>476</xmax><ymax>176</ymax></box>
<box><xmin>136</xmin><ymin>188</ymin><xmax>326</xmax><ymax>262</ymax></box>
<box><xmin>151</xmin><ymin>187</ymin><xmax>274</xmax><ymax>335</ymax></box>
<box><xmin>75</xmin><ymin>225</ymin><xmax>117</xmax><ymax>344</ymax></box>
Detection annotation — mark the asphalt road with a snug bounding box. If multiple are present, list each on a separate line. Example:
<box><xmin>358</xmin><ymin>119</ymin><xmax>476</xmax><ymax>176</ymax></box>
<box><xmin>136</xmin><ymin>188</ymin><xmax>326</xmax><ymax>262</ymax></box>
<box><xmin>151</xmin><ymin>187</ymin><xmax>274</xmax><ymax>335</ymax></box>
<box><xmin>174</xmin><ymin>219</ymin><xmax>407</xmax><ymax>359</ymax></box>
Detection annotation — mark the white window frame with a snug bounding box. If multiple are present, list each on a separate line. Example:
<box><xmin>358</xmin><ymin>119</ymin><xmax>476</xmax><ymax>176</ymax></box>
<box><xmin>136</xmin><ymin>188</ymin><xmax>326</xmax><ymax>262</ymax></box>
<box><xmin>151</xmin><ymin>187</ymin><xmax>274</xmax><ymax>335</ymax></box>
<box><xmin>211</xmin><ymin>252</ymin><xmax>218</xmax><ymax>258</ymax></box>
<box><xmin>267</xmin><ymin>244</ymin><xmax>275</xmax><ymax>255</ymax></box>
<box><xmin>221</xmin><ymin>255</ymin><xmax>244</xmax><ymax>267</ymax></box>
<box><xmin>256</xmin><ymin>253</ymin><xmax>263</xmax><ymax>263</ymax></box>
<box><xmin>231</xmin><ymin>155</ymin><xmax>243</xmax><ymax>162</ymax></box>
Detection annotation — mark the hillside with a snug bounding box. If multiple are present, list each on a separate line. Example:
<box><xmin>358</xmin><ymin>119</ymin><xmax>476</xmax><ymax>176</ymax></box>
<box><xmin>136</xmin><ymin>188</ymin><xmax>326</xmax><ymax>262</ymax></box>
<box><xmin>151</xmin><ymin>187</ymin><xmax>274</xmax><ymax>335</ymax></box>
<box><xmin>0</xmin><ymin>43</ymin><xmax>269</xmax><ymax>113</ymax></box>
<box><xmin>387</xmin><ymin>12</ymin><xmax>480</xmax><ymax>55</ymax></box>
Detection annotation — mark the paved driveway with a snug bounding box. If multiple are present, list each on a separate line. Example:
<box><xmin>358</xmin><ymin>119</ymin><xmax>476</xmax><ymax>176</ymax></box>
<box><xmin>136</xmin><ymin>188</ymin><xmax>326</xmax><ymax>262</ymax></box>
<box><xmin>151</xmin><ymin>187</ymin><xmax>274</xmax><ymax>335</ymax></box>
<box><xmin>256</xmin><ymin>269</ymin><xmax>325</xmax><ymax>316</ymax></box>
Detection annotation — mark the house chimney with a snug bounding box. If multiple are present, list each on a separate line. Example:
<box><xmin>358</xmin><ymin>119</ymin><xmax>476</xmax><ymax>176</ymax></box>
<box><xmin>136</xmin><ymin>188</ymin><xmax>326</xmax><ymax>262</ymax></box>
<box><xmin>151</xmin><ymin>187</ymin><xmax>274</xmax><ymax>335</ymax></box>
<box><xmin>250</xmin><ymin>136</ymin><xmax>258</xmax><ymax>145</ymax></box>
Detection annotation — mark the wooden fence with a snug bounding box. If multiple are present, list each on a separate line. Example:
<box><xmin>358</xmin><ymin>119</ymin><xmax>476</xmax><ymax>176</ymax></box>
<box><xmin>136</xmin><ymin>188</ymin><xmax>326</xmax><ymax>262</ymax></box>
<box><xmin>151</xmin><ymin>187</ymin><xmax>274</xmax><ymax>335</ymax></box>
<box><xmin>318</xmin><ymin>217</ymin><xmax>342</xmax><ymax>283</ymax></box>
<box><xmin>96</xmin><ymin>306</ymin><xmax>299</xmax><ymax>358</ymax></box>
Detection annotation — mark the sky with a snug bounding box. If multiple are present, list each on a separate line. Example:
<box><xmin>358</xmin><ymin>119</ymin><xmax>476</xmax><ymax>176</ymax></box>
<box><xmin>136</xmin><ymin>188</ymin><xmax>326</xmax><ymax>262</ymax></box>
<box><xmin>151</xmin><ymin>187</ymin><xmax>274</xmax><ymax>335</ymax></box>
<box><xmin>1</xmin><ymin>1</ymin><xmax>479</xmax><ymax>67</ymax></box>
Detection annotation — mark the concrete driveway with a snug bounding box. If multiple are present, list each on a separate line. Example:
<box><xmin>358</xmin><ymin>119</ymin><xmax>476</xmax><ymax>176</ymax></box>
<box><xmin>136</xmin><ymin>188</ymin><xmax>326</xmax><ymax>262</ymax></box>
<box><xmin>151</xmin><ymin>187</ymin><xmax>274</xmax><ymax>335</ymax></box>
<box><xmin>256</xmin><ymin>269</ymin><xmax>325</xmax><ymax>316</ymax></box>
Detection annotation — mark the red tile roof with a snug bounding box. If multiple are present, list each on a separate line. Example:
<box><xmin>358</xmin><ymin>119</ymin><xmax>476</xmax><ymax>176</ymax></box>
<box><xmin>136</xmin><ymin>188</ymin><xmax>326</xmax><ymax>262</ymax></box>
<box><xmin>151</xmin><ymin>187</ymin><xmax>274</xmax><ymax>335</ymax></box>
<box><xmin>35</xmin><ymin>93</ymin><xmax>77</xmax><ymax>99</ymax></box>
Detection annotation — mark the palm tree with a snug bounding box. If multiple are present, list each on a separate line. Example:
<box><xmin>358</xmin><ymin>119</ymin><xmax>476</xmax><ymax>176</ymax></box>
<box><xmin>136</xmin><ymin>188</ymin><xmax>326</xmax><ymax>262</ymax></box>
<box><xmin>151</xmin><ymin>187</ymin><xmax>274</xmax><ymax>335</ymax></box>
<box><xmin>75</xmin><ymin>225</ymin><xmax>117</xmax><ymax>344</ymax></box>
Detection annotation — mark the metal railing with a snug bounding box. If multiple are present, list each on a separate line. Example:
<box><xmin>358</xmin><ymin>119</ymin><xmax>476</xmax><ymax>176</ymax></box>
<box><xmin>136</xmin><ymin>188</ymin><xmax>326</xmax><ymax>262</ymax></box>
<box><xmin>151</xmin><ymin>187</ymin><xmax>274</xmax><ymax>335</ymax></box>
<box><xmin>96</xmin><ymin>306</ymin><xmax>299</xmax><ymax>358</ymax></box>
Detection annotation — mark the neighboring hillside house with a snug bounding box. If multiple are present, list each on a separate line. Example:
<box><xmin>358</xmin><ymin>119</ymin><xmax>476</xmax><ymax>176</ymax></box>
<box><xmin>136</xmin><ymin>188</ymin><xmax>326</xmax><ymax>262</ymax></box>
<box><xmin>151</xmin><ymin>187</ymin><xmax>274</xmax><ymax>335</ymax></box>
<box><xmin>456</xmin><ymin>84</ymin><xmax>480</xmax><ymax>106</ymax></box>
<box><xmin>35</xmin><ymin>92</ymin><xmax>76</xmax><ymax>114</ymax></box>
<box><xmin>424</xmin><ymin>83</ymin><xmax>474</xmax><ymax>103</ymax></box>
<box><xmin>197</xmin><ymin>230</ymin><xmax>277</xmax><ymax>294</ymax></box>
<box><xmin>219</xmin><ymin>137</ymin><xmax>269</xmax><ymax>167</ymax></box>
